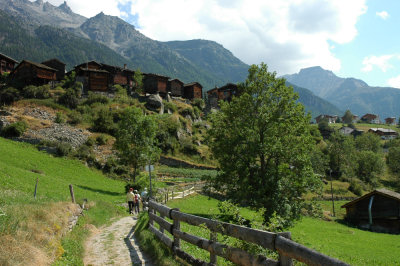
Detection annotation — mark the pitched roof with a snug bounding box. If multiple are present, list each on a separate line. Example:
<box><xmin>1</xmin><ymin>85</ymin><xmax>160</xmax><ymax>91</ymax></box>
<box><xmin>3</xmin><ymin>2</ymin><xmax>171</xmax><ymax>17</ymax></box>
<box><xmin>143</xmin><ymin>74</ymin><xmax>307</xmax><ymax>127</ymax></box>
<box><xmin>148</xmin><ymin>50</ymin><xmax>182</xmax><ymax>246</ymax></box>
<box><xmin>369</xmin><ymin>128</ymin><xmax>397</xmax><ymax>134</ymax></box>
<box><xmin>0</xmin><ymin>53</ymin><xmax>18</xmax><ymax>63</ymax></box>
<box><xmin>41</xmin><ymin>58</ymin><xmax>66</xmax><ymax>65</ymax></box>
<box><xmin>361</xmin><ymin>113</ymin><xmax>378</xmax><ymax>120</ymax></box>
<box><xmin>78</xmin><ymin>67</ymin><xmax>109</xmax><ymax>74</ymax></box>
<box><xmin>184</xmin><ymin>82</ymin><xmax>203</xmax><ymax>88</ymax></box>
<box><xmin>17</xmin><ymin>60</ymin><xmax>57</xmax><ymax>71</ymax></box>
<box><xmin>341</xmin><ymin>188</ymin><xmax>400</xmax><ymax>208</ymax></box>
<box><xmin>143</xmin><ymin>72</ymin><xmax>170</xmax><ymax>79</ymax></box>
<box><xmin>169</xmin><ymin>78</ymin><xmax>184</xmax><ymax>84</ymax></box>
<box><xmin>219</xmin><ymin>83</ymin><xmax>238</xmax><ymax>91</ymax></box>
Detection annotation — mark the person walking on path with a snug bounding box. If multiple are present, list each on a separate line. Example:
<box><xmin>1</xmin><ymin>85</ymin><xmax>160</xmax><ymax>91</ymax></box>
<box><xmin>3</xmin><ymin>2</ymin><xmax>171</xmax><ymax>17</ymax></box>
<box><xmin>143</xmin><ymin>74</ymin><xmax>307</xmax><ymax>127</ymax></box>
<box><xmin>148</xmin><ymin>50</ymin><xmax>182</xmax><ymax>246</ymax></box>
<box><xmin>134</xmin><ymin>190</ymin><xmax>141</xmax><ymax>214</ymax></box>
<box><xmin>141</xmin><ymin>187</ymin><xmax>148</xmax><ymax>211</ymax></box>
<box><xmin>126</xmin><ymin>188</ymin><xmax>135</xmax><ymax>214</ymax></box>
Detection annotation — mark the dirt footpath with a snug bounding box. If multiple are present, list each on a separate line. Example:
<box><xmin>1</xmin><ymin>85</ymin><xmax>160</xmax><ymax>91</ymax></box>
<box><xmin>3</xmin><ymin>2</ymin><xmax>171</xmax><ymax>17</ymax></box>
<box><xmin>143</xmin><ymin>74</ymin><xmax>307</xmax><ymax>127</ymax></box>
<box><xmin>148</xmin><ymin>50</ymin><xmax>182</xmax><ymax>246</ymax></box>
<box><xmin>84</xmin><ymin>216</ymin><xmax>153</xmax><ymax>266</ymax></box>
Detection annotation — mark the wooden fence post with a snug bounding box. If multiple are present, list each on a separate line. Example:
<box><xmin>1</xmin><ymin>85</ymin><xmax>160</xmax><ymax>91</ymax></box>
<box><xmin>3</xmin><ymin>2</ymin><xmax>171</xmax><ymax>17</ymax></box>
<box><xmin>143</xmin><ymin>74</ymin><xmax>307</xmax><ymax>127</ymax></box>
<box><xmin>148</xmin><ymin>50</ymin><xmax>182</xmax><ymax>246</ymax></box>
<box><xmin>34</xmin><ymin>177</ymin><xmax>38</xmax><ymax>199</ymax></box>
<box><xmin>277</xmin><ymin>232</ymin><xmax>293</xmax><ymax>266</ymax></box>
<box><xmin>172</xmin><ymin>208</ymin><xmax>180</xmax><ymax>251</ymax></box>
<box><xmin>148</xmin><ymin>204</ymin><xmax>153</xmax><ymax>226</ymax></box>
<box><xmin>172</xmin><ymin>189</ymin><xmax>174</xmax><ymax>199</ymax></box>
<box><xmin>210</xmin><ymin>231</ymin><xmax>217</xmax><ymax>264</ymax></box>
<box><xmin>69</xmin><ymin>184</ymin><xmax>75</xmax><ymax>203</ymax></box>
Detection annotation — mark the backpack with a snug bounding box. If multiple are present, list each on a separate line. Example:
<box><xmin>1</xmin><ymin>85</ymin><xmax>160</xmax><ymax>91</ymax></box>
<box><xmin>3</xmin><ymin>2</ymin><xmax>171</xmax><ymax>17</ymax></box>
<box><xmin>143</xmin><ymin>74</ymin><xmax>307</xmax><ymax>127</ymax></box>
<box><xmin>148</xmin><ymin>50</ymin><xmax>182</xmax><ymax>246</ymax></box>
<box><xmin>134</xmin><ymin>194</ymin><xmax>138</xmax><ymax>203</ymax></box>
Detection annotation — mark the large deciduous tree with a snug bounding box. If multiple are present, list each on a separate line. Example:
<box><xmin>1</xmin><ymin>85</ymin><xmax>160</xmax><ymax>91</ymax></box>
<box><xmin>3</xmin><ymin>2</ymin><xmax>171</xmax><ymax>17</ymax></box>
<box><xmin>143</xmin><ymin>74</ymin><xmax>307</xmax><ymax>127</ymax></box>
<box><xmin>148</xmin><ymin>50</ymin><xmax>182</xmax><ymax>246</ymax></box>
<box><xmin>114</xmin><ymin>107</ymin><xmax>160</xmax><ymax>181</ymax></box>
<box><xmin>208</xmin><ymin>63</ymin><xmax>321</xmax><ymax>227</ymax></box>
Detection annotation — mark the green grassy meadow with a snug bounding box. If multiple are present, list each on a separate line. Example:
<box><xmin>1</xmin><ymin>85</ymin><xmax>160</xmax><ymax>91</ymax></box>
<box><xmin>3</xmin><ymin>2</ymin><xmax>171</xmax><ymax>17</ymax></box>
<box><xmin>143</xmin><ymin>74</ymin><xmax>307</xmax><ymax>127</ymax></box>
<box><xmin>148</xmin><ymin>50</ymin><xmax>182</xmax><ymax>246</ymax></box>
<box><xmin>166</xmin><ymin>194</ymin><xmax>400</xmax><ymax>266</ymax></box>
<box><xmin>0</xmin><ymin>137</ymin><xmax>127</xmax><ymax>265</ymax></box>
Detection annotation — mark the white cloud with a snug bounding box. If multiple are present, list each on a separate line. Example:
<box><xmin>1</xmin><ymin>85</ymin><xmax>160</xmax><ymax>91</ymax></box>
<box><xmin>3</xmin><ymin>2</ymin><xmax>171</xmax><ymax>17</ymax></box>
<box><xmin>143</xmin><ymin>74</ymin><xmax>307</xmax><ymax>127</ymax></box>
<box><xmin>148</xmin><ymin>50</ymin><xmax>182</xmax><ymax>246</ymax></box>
<box><xmin>361</xmin><ymin>55</ymin><xmax>396</xmax><ymax>72</ymax></box>
<box><xmin>34</xmin><ymin>0</ymin><xmax>367</xmax><ymax>75</ymax></box>
<box><xmin>376</xmin><ymin>11</ymin><xmax>389</xmax><ymax>20</ymax></box>
<box><xmin>388</xmin><ymin>75</ymin><xmax>400</xmax><ymax>89</ymax></box>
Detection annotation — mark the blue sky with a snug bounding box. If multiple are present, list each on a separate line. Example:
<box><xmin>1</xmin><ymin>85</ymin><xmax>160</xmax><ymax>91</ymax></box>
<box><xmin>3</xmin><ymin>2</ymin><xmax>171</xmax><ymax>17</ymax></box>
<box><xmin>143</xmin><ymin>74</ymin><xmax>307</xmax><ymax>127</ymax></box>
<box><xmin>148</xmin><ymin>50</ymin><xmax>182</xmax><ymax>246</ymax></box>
<box><xmin>35</xmin><ymin>0</ymin><xmax>400</xmax><ymax>88</ymax></box>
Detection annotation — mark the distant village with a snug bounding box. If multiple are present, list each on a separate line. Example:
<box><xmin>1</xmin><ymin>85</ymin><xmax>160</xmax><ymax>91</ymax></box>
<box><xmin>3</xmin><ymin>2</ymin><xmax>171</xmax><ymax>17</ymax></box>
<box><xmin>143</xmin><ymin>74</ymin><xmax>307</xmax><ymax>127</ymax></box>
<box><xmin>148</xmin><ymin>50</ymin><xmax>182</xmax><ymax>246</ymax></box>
<box><xmin>0</xmin><ymin>52</ymin><xmax>238</xmax><ymax>109</ymax></box>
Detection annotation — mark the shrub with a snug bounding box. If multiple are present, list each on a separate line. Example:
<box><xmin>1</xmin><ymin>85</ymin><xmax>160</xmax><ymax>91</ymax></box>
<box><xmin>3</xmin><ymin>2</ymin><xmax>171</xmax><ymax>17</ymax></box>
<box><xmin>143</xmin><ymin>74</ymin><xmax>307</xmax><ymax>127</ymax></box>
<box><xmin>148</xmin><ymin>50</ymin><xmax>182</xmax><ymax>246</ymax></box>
<box><xmin>58</xmin><ymin>89</ymin><xmax>79</xmax><ymax>109</ymax></box>
<box><xmin>84</xmin><ymin>92</ymin><xmax>110</xmax><ymax>106</ymax></box>
<box><xmin>74</xmin><ymin>144</ymin><xmax>92</xmax><ymax>160</ymax></box>
<box><xmin>0</xmin><ymin>87</ymin><xmax>20</xmax><ymax>105</ymax></box>
<box><xmin>22</xmin><ymin>85</ymin><xmax>50</xmax><ymax>99</ymax></box>
<box><xmin>349</xmin><ymin>179</ymin><xmax>363</xmax><ymax>196</ymax></box>
<box><xmin>92</xmin><ymin>107</ymin><xmax>115</xmax><ymax>134</ymax></box>
<box><xmin>96</xmin><ymin>134</ymin><xmax>109</xmax><ymax>145</ymax></box>
<box><xmin>192</xmin><ymin>98</ymin><xmax>205</xmax><ymax>110</ymax></box>
<box><xmin>1</xmin><ymin>121</ymin><xmax>28</xmax><ymax>137</ymax></box>
<box><xmin>164</xmin><ymin>102</ymin><xmax>177</xmax><ymax>113</ymax></box>
<box><xmin>67</xmin><ymin>110</ymin><xmax>83</xmax><ymax>125</ymax></box>
<box><xmin>179</xmin><ymin>136</ymin><xmax>198</xmax><ymax>155</ymax></box>
<box><xmin>179</xmin><ymin>107</ymin><xmax>195</xmax><ymax>119</ymax></box>
<box><xmin>55</xmin><ymin>112</ymin><xmax>66</xmax><ymax>124</ymax></box>
<box><xmin>85</xmin><ymin>137</ymin><xmax>96</xmax><ymax>147</ymax></box>
<box><xmin>55</xmin><ymin>142</ymin><xmax>72</xmax><ymax>157</ymax></box>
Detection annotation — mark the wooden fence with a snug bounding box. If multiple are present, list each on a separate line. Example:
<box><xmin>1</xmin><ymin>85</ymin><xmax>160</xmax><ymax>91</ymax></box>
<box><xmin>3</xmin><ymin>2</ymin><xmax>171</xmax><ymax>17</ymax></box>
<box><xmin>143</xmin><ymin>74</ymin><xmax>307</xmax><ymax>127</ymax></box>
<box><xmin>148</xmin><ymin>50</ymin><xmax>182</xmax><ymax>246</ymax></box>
<box><xmin>145</xmin><ymin>200</ymin><xmax>349</xmax><ymax>266</ymax></box>
<box><xmin>156</xmin><ymin>182</ymin><xmax>204</xmax><ymax>204</ymax></box>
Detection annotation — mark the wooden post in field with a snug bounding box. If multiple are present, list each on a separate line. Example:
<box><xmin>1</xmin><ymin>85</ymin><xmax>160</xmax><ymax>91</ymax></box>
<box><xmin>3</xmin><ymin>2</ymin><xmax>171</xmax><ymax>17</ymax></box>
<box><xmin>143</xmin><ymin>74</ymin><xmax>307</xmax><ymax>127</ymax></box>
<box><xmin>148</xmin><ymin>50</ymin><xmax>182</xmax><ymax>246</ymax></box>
<box><xmin>34</xmin><ymin>177</ymin><xmax>38</xmax><ymax>199</ymax></box>
<box><xmin>172</xmin><ymin>189</ymin><xmax>174</xmax><ymax>199</ymax></box>
<box><xmin>277</xmin><ymin>232</ymin><xmax>293</xmax><ymax>266</ymax></box>
<box><xmin>172</xmin><ymin>208</ymin><xmax>180</xmax><ymax>251</ymax></box>
<box><xmin>210</xmin><ymin>231</ymin><xmax>217</xmax><ymax>264</ymax></box>
<box><xmin>69</xmin><ymin>184</ymin><xmax>75</xmax><ymax>203</ymax></box>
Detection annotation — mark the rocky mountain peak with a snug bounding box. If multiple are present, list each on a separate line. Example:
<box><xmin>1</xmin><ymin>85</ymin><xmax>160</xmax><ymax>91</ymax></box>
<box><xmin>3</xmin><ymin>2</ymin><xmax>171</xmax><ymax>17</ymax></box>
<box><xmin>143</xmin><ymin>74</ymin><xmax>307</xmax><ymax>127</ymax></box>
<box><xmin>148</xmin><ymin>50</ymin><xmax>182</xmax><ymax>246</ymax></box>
<box><xmin>58</xmin><ymin>1</ymin><xmax>73</xmax><ymax>14</ymax></box>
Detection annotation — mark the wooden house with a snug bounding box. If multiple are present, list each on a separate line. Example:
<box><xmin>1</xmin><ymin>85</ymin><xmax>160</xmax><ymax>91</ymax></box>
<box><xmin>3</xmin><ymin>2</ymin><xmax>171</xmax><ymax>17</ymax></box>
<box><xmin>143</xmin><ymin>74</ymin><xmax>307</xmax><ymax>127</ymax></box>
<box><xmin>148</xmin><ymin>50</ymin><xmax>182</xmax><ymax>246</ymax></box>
<box><xmin>184</xmin><ymin>82</ymin><xmax>203</xmax><ymax>100</ymax></box>
<box><xmin>10</xmin><ymin>60</ymin><xmax>56</xmax><ymax>86</ymax></box>
<box><xmin>218</xmin><ymin>83</ymin><xmax>239</xmax><ymax>102</ymax></box>
<box><xmin>73</xmin><ymin>61</ymin><xmax>109</xmax><ymax>92</ymax></box>
<box><xmin>143</xmin><ymin>73</ymin><xmax>169</xmax><ymax>96</ymax></box>
<box><xmin>41</xmin><ymin>58</ymin><xmax>65</xmax><ymax>81</ymax></box>
<box><xmin>207</xmin><ymin>87</ymin><xmax>220</xmax><ymax>108</ymax></box>
<box><xmin>361</xmin><ymin>113</ymin><xmax>381</xmax><ymax>124</ymax></box>
<box><xmin>167</xmin><ymin>78</ymin><xmax>184</xmax><ymax>97</ymax></box>
<box><xmin>100</xmin><ymin>63</ymin><xmax>134</xmax><ymax>88</ymax></box>
<box><xmin>315</xmin><ymin>114</ymin><xmax>338</xmax><ymax>124</ymax></box>
<box><xmin>385</xmin><ymin>117</ymin><xmax>397</xmax><ymax>125</ymax></box>
<box><xmin>368</xmin><ymin>128</ymin><xmax>398</xmax><ymax>140</ymax></box>
<box><xmin>341</xmin><ymin>188</ymin><xmax>400</xmax><ymax>234</ymax></box>
<box><xmin>0</xmin><ymin>53</ymin><xmax>18</xmax><ymax>75</ymax></box>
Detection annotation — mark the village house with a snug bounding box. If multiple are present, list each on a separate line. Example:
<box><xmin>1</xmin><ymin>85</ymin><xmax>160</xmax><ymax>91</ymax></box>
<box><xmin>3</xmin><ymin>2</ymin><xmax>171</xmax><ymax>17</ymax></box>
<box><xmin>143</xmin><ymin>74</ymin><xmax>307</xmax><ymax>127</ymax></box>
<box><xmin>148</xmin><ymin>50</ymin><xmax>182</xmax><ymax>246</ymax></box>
<box><xmin>315</xmin><ymin>114</ymin><xmax>338</xmax><ymax>124</ymax></box>
<box><xmin>338</xmin><ymin>126</ymin><xmax>354</xmax><ymax>136</ymax></box>
<box><xmin>342</xmin><ymin>188</ymin><xmax>400</xmax><ymax>234</ymax></box>
<box><xmin>368</xmin><ymin>128</ymin><xmax>398</xmax><ymax>140</ymax></box>
<box><xmin>385</xmin><ymin>117</ymin><xmax>397</xmax><ymax>126</ymax></box>
<box><xmin>41</xmin><ymin>58</ymin><xmax>66</xmax><ymax>81</ymax></box>
<box><xmin>143</xmin><ymin>73</ymin><xmax>170</xmax><ymax>96</ymax></box>
<box><xmin>207</xmin><ymin>83</ymin><xmax>239</xmax><ymax>108</ymax></box>
<box><xmin>167</xmin><ymin>78</ymin><xmax>184</xmax><ymax>97</ymax></box>
<box><xmin>100</xmin><ymin>63</ymin><xmax>135</xmax><ymax>89</ymax></box>
<box><xmin>184</xmin><ymin>82</ymin><xmax>203</xmax><ymax>100</ymax></box>
<box><xmin>10</xmin><ymin>60</ymin><xmax>57</xmax><ymax>87</ymax></box>
<box><xmin>0</xmin><ymin>52</ymin><xmax>18</xmax><ymax>75</ymax></box>
<box><xmin>73</xmin><ymin>61</ymin><xmax>110</xmax><ymax>92</ymax></box>
<box><xmin>361</xmin><ymin>113</ymin><xmax>381</xmax><ymax>124</ymax></box>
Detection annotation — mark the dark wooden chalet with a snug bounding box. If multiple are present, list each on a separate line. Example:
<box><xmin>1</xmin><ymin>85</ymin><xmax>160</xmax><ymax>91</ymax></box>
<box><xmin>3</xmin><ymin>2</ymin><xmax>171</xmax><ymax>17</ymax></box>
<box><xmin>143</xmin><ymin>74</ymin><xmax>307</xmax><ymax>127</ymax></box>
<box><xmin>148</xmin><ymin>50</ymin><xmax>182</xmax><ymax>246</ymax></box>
<box><xmin>0</xmin><ymin>53</ymin><xmax>18</xmax><ymax>75</ymax></box>
<box><xmin>167</xmin><ymin>78</ymin><xmax>184</xmax><ymax>97</ymax></box>
<box><xmin>341</xmin><ymin>188</ymin><xmax>400</xmax><ymax>234</ymax></box>
<box><xmin>143</xmin><ymin>73</ymin><xmax>170</xmax><ymax>96</ymax></box>
<box><xmin>10</xmin><ymin>60</ymin><xmax>56</xmax><ymax>86</ymax></box>
<box><xmin>100</xmin><ymin>63</ymin><xmax>134</xmax><ymax>88</ymax></box>
<box><xmin>73</xmin><ymin>61</ymin><xmax>110</xmax><ymax>92</ymax></box>
<box><xmin>218</xmin><ymin>83</ymin><xmax>239</xmax><ymax>102</ymax></box>
<box><xmin>184</xmin><ymin>82</ymin><xmax>203</xmax><ymax>100</ymax></box>
<box><xmin>41</xmin><ymin>58</ymin><xmax>66</xmax><ymax>81</ymax></box>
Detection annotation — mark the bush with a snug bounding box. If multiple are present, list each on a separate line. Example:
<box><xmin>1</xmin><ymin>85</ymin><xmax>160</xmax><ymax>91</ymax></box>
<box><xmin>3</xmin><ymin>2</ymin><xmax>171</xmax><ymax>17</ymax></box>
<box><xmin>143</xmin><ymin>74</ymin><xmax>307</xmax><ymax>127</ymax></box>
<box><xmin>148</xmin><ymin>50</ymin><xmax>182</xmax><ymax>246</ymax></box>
<box><xmin>84</xmin><ymin>92</ymin><xmax>110</xmax><ymax>106</ymax></box>
<box><xmin>349</xmin><ymin>179</ymin><xmax>363</xmax><ymax>196</ymax></box>
<box><xmin>1</xmin><ymin>121</ymin><xmax>28</xmax><ymax>137</ymax></box>
<box><xmin>192</xmin><ymin>98</ymin><xmax>205</xmax><ymax>110</ymax></box>
<box><xmin>58</xmin><ymin>89</ymin><xmax>79</xmax><ymax>109</ymax></box>
<box><xmin>0</xmin><ymin>87</ymin><xmax>20</xmax><ymax>105</ymax></box>
<box><xmin>55</xmin><ymin>112</ymin><xmax>66</xmax><ymax>123</ymax></box>
<box><xmin>92</xmin><ymin>107</ymin><xmax>115</xmax><ymax>134</ymax></box>
<box><xmin>164</xmin><ymin>102</ymin><xmax>177</xmax><ymax>113</ymax></box>
<box><xmin>67</xmin><ymin>110</ymin><xmax>83</xmax><ymax>125</ymax></box>
<box><xmin>22</xmin><ymin>85</ymin><xmax>50</xmax><ymax>99</ymax></box>
<box><xmin>55</xmin><ymin>142</ymin><xmax>72</xmax><ymax>157</ymax></box>
<box><xmin>179</xmin><ymin>107</ymin><xmax>195</xmax><ymax>119</ymax></box>
<box><xmin>74</xmin><ymin>144</ymin><xmax>92</xmax><ymax>160</ymax></box>
<box><xmin>96</xmin><ymin>134</ymin><xmax>109</xmax><ymax>145</ymax></box>
<box><xmin>85</xmin><ymin>137</ymin><xmax>96</xmax><ymax>147</ymax></box>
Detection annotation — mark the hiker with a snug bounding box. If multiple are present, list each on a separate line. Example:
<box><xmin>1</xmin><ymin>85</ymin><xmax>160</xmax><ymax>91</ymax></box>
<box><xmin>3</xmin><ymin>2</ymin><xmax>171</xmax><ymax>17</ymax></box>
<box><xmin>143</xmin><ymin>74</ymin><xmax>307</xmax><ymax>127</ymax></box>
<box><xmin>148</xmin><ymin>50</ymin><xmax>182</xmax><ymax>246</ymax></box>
<box><xmin>126</xmin><ymin>188</ymin><xmax>135</xmax><ymax>214</ymax></box>
<box><xmin>141</xmin><ymin>187</ymin><xmax>148</xmax><ymax>211</ymax></box>
<box><xmin>134</xmin><ymin>190</ymin><xmax>141</xmax><ymax>214</ymax></box>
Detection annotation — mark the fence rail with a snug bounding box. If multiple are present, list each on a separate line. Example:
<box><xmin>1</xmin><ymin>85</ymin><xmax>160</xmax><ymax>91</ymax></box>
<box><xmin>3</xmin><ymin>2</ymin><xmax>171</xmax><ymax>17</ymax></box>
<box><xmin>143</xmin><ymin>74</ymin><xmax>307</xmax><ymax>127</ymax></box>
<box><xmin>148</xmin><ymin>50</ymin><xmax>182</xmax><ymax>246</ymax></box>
<box><xmin>145</xmin><ymin>200</ymin><xmax>349</xmax><ymax>266</ymax></box>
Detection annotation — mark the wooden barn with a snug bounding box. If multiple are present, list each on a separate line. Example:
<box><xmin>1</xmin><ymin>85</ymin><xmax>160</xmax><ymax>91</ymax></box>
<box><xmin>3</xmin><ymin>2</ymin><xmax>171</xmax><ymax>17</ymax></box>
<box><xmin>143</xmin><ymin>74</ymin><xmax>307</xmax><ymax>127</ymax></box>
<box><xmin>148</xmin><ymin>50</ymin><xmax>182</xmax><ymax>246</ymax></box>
<box><xmin>41</xmin><ymin>58</ymin><xmax>66</xmax><ymax>81</ymax></box>
<box><xmin>72</xmin><ymin>61</ymin><xmax>108</xmax><ymax>92</ymax></box>
<box><xmin>341</xmin><ymin>188</ymin><xmax>400</xmax><ymax>234</ymax></box>
<box><xmin>218</xmin><ymin>83</ymin><xmax>239</xmax><ymax>102</ymax></box>
<box><xmin>101</xmin><ymin>63</ymin><xmax>134</xmax><ymax>88</ymax></box>
<box><xmin>184</xmin><ymin>82</ymin><xmax>203</xmax><ymax>100</ymax></box>
<box><xmin>0</xmin><ymin>53</ymin><xmax>18</xmax><ymax>75</ymax></box>
<box><xmin>10</xmin><ymin>60</ymin><xmax>56</xmax><ymax>86</ymax></box>
<box><xmin>143</xmin><ymin>73</ymin><xmax>169</xmax><ymax>96</ymax></box>
<box><xmin>167</xmin><ymin>78</ymin><xmax>184</xmax><ymax>97</ymax></box>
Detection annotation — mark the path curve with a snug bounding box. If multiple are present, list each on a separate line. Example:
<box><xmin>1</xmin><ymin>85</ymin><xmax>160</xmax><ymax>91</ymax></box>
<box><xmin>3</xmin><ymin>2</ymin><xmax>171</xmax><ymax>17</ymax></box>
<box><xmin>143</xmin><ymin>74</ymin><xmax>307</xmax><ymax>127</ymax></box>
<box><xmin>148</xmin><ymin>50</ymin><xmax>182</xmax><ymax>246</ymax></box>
<box><xmin>84</xmin><ymin>215</ymin><xmax>153</xmax><ymax>266</ymax></box>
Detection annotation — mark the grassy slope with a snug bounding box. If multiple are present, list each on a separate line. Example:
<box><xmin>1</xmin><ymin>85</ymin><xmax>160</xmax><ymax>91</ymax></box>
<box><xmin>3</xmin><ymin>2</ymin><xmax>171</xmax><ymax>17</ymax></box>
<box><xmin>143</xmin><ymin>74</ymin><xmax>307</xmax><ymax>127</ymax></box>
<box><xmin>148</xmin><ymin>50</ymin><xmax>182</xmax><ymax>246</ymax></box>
<box><xmin>0</xmin><ymin>137</ymin><xmax>127</xmax><ymax>265</ymax></box>
<box><xmin>167</xmin><ymin>195</ymin><xmax>400</xmax><ymax>266</ymax></box>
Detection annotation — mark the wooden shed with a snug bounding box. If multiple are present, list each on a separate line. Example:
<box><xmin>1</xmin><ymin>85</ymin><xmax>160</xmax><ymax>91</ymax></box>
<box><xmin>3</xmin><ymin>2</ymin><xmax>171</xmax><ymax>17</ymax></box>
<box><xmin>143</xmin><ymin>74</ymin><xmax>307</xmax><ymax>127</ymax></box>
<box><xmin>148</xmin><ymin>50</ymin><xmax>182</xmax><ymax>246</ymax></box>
<box><xmin>10</xmin><ymin>60</ymin><xmax>56</xmax><ymax>86</ymax></box>
<box><xmin>0</xmin><ymin>52</ymin><xmax>18</xmax><ymax>75</ymax></box>
<box><xmin>183</xmin><ymin>82</ymin><xmax>203</xmax><ymax>100</ymax></box>
<box><xmin>41</xmin><ymin>58</ymin><xmax>66</xmax><ymax>81</ymax></box>
<box><xmin>143</xmin><ymin>73</ymin><xmax>170</xmax><ymax>96</ymax></box>
<box><xmin>100</xmin><ymin>63</ymin><xmax>134</xmax><ymax>88</ymax></box>
<box><xmin>341</xmin><ymin>188</ymin><xmax>400</xmax><ymax>234</ymax></box>
<box><xmin>74</xmin><ymin>67</ymin><xmax>110</xmax><ymax>92</ymax></box>
<box><xmin>218</xmin><ymin>83</ymin><xmax>239</xmax><ymax>102</ymax></box>
<box><xmin>167</xmin><ymin>78</ymin><xmax>184</xmax><ymax>97</ymax></box>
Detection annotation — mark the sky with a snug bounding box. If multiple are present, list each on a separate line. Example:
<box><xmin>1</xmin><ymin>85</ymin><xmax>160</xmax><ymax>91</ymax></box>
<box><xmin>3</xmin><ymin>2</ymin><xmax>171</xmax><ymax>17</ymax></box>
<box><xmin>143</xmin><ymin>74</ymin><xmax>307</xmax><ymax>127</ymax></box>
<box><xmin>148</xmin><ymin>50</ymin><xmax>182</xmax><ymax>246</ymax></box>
<box><xmin>34</xmin><ymin>0</ymin><xmax>400</xmax><ymax>88</ymax></box>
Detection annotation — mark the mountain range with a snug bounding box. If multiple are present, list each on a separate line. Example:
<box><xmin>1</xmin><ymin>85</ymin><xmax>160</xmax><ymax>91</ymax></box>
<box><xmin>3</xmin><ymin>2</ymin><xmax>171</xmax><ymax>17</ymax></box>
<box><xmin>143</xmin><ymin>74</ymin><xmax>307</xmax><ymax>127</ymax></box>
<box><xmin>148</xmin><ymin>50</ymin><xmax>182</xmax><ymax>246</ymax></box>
<box><xmin>0</xmin><ymin>0</ymin><xmax>343</xmax><ymax>117</ymax></box>
<box><xmin>284</xmin><ymin>66</ymin><xmax>400</xmax><ymax>118</ymax></box>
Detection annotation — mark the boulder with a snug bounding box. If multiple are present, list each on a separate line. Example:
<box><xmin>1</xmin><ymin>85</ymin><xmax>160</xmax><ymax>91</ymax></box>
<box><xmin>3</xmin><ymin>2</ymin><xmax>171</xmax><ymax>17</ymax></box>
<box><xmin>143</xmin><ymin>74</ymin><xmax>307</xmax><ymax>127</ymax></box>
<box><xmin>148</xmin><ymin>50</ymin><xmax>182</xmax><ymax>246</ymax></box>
<box><xmin>146</xmin><ymin>93</ymin><xmax>163</xmax><ymax>111</ymax></box>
